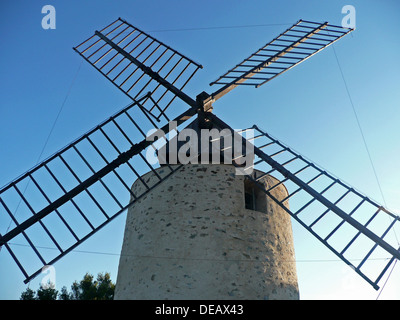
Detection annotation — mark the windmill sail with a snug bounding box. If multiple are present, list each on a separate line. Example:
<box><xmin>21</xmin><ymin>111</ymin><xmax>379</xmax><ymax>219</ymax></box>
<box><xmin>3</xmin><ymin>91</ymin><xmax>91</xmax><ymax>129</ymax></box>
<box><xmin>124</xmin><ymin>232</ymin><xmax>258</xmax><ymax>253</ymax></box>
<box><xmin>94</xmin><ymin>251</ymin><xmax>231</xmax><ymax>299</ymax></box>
<box><xmin>1</xmin><ymin>17</ymin><xmax>205</xmax><ymax>284</ymax></box>
<box><xmin>0</xmin><ymin>95</ymin><xmax>197</xmax><ymax>283</ymax></box>
<box><xmin>209</xmin><ymin>113</ymin><xmax>400</xmax><ymax>290</ymax></box>
<box><xmin>209</xmin><ymin>20</ymin><xmax>353</xmax><ymax>102</ymax></box>
<box><xmin>74</xmin><ymin>18</ymin><xmax>202</xmax><ymax>121</ymax></box>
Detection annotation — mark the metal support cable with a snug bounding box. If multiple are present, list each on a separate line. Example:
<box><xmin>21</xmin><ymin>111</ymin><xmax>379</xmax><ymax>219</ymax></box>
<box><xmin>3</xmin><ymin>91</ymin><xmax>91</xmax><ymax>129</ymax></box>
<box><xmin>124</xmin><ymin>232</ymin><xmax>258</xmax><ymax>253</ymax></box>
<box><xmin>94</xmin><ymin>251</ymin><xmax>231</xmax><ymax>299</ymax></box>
<box><xmin>331</xmin><ymin>44</ymin><xmax>388</xmax><ymax>210</ymax></box>
<box><xmin>331</xmin><ymin>43</ymin><xmax>399</xmax><ymax>299</ymax></box>
<box><xmin>1</xmin><ymin>61</ymin><xmax>83</xmax><ymax>243</ymax></box>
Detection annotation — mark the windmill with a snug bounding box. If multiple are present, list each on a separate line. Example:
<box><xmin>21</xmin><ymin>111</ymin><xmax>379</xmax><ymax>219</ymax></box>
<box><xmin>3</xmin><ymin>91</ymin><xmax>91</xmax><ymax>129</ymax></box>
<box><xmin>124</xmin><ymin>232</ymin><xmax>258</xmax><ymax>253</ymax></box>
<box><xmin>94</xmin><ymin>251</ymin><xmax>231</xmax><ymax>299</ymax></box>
<box><xmin>0</xmin><ymin>17</ymin><xmax>399</xmax><ymax>299</ymax></box>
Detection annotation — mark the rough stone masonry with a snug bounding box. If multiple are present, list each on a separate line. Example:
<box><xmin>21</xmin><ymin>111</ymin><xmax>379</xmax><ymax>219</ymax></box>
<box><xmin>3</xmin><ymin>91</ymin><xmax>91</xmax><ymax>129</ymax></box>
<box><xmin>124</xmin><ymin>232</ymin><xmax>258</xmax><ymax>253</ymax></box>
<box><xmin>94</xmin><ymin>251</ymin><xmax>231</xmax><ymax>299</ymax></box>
<box><xmin>114</xmin><ymin>164</ymin><xmax>299</xmax><ymax>300</ymax></box>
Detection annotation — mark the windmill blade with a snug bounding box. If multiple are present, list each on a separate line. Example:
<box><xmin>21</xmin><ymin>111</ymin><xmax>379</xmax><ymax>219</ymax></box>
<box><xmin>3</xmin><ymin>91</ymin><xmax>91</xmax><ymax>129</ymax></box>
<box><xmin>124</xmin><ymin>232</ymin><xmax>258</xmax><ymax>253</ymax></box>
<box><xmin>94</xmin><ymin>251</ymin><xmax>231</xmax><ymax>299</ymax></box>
<box><xmin>208</xmin><ymin>113</ymin><xmax>400</xmax><ymax>290</ymax></box>
<box><xmin>0</xmin><ymin>95</ymin><xmax>198</xmax><ymax>283</ymax></box>
<box><xmin>209</xmin><ymin>20</ymin><xmax>353</xmax><ymax>102</ymax></box>
<box><xmin>74</xmin><ymin>17</ymin><xmax>202</xmax><ymax>121</ymax></box>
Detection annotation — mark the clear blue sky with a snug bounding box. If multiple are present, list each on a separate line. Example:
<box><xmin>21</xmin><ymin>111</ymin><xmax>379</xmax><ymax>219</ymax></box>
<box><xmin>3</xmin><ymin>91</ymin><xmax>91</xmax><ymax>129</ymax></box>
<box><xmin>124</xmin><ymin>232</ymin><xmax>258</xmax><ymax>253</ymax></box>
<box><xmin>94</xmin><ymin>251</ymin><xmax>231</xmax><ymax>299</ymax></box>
<box><xmin>0</xmin><ymin>0</ymin><xmax>399</xmax><ymax>300</ymax></box>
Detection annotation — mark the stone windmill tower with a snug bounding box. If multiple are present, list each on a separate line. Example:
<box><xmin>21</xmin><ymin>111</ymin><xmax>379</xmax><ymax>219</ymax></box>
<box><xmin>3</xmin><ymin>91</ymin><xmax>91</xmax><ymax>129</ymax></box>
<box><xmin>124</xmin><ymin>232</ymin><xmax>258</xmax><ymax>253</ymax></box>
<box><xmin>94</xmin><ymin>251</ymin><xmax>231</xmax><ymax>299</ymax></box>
<box><xmin>1</xmin><ymin>18</ymin><xmax>399</xmax><ymax>300</ymax></box>
<box><xmin>114</xmin><ymin>118</ymin><xmax>299</xmax><ymax>299</ymax></box>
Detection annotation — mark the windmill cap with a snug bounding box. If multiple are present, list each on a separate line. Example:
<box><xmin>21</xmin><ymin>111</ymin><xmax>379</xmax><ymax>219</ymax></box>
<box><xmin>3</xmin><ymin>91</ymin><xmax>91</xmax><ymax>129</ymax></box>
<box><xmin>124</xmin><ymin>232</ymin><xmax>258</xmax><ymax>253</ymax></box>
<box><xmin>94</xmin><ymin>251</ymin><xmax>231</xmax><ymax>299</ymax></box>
<box><xmin>156</xmin><ymin>118</ymin><xmax>255</xmax><ymax>167</ymax></box>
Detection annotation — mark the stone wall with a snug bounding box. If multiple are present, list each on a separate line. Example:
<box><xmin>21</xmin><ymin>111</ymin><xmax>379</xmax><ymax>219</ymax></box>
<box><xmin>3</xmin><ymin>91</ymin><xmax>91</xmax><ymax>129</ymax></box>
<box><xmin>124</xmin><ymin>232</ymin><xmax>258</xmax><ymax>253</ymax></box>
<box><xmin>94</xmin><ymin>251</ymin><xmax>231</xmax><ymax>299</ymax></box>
<box><xmin>114</xmin><ymin>164</ymin><xmax>299</xmax><ymax>300</ymax></box>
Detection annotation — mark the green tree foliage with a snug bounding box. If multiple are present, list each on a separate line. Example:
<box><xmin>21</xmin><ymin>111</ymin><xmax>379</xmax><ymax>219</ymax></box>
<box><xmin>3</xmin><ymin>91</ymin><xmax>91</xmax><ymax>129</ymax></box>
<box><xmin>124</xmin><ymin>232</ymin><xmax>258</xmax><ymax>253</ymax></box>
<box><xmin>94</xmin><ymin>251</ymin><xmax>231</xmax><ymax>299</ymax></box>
<box><xmin>36</xmin><ymin>283</ymin><xmax>58</xmax><ymax>300</ymax></box>
<box><xmin>19</xmin><ymin>272</ymin><xmax>115</xmax><ymax>300</ymax></box>
<box><xmin>20</xmin><ymin>288</ymin><xmax>36</xmax><ymax>300</ymax></box>
<box><xmin>70</xmin><ymin>272</ymin><xmax>115</xmax><ymax>300</ymax></box>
